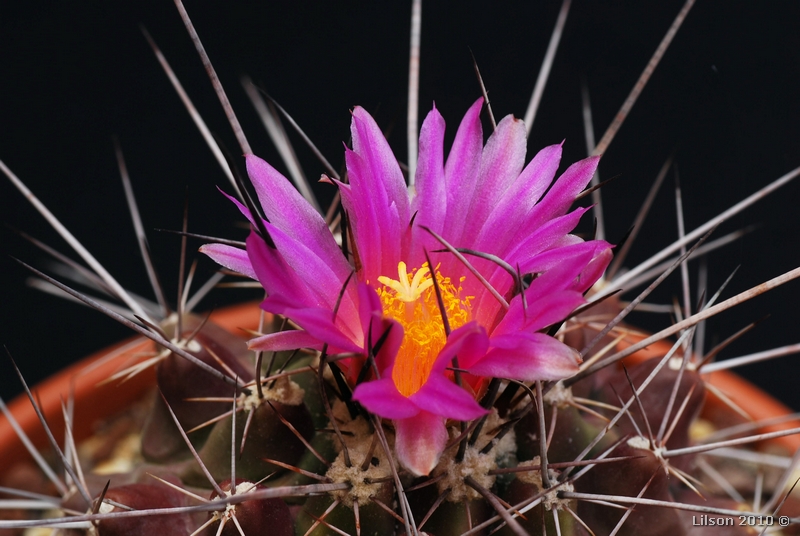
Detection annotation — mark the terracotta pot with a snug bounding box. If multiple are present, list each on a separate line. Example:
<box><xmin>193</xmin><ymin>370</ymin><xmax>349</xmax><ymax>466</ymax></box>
<box><xmin>0</xmin><ymin>302</ymin><xmax>262</xmax><ymax>467</ymax></box>
<box><xmin>617</xmin><ymin>330</ymin><xmax>800</xmax><ymax>453</ymax></box>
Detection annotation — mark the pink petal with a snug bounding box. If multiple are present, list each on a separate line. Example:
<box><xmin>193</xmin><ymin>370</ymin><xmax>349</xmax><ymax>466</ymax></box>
<box><xmin>351</xmin><ymin>378</ymin><xmax>419</xmax><ymax>420</ymax></box>
<box><xmin>198</xmin><ymin>243</ymin><xmax>256</xmax><ymax>280</ymax></box>
<box><xmin>502</xmin><ymin>208</ymin><xmax>591</xmax><ymax>268</ymax></box>
<box><xmin>247</xmin><ymin>231</ymin><xmax>319</xmax><ymax>309</ymax></box>
<box><xmin>514</xmin><ymin>143</ymin><xmax>564</xmax><ymax>210</ymax></box>
<box><xmin>395</xmin><ymin>411</ymin><xmax>448</xmax><ymax>477</ymax></box>
<box><xmin>411</xmin><ymin>105</ymin><xmax>447</xmax><ymax>231</ymax></box>
<box><xmin>235</xmin><ymin>196</ymin><xmax>358</xmax><ymax>321</ymax></box>
<box><xmin>263</xmin><ymin>294</ymin><xmax>361</xmax><ymax>353</ymax></box>
<box><xmin>249</xmin><ymin>222</ymin><xmax>359</xmax><ymax>327</ymax></box>
<box><xmin>469</xmin><ymin>332</ymin><xmax>581</xmax><ymax>381</ymax></box>
<box><xmin>358</xmin><ymin>284</ymin><xmax>404</xmax><ymax>374</ymax></box>
<box><xmin>435</xmin><ymin>322</ymin><xmax>490</xmax><ymax>371</ymax></box>
<box><xmin>474</xmin><ymin>143</ymin><xmax>563</xmax><ymax>256</ymax></box>
<box><xmin>357</xmin><ymin>282</ymin><xmax>383</xmax><ymax>333</ymax></box>
<box><xmin>473</xmin><ymin>208</ymin><xmax>591</xmax><ymax>320</ymax></box>
<box><xmin>495</xmin><ymin>290</ymin><xmax>585</xmax><ymax>336</ymax></box>
<box><xmin>461</xmin><ymin>114</ymin><xmax>528</xmax><ymax>243</ymax></box>
<box><xmin>571</xmin><ymin>246</ymin><xmax>613</xmax><ymax>293</ymax></box>
<box><xmin>524</xmin><ymin>155</ymin><xmax>600</xmax><ymax>230</ymax></box>
<box><xmin>245</xmin><ymin>154</ymin><xmax>351</xmax><ymax>282</ymax></box>
<box><xmin>509</xmin><ymin>240</ymin><xmax>612</xmax><ymax>309</ymax></box>
<box><xmin>443</xmin><ymin>98</ymin><xmax>484</xmax><ymax>240</ymax></box>
<box><xmin>220</xmin><ymin>188</ymin><xmax>256</xmax><ymax>224</ymax></box>
<box><xmin>340</xmin><ymin>150</ymin><xmax>405</xmax><ymax>283</ymax></box>
<box><xmin>520</xmin><ymin>242</ymin><xmax>602</xmax><ymax>291</ymax></box>
<box><xmin>248</xmin><ymin>330</ymin><xmax>323</xmax><ymax>352</ymax></box>
<box><xmin>410</xmin><ymin>375</ymin><xmax>488</xmax><ymax>421</ymax></box>
<box><xmin>351</xmin><ymin>107</ymin><xmax>410</xmax><ymax>222</ymax></box>
<box><xmin>348</xmin><ymin>108</ymin><xmax>411</xmax><ymax>280</ymax></box>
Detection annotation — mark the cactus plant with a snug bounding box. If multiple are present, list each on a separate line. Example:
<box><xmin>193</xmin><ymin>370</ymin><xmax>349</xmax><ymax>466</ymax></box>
<box><xmin>2</xmin><ymin>2</ymin><xmax>800</xmax><ymax>535</ymax></box>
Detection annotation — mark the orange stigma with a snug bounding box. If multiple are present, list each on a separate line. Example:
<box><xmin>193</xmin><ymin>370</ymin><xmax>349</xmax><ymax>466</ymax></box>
<box><xmin>377</xmin><ymin>262</ymin><xmax>472</xmax><ymax>397</ymax></box>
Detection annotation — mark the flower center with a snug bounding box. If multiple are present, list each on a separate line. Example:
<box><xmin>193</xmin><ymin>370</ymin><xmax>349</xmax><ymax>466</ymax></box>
<box><xmin>377</xmin><ymin>262</ymin><xmax>472</xmax><ymax>398</ymax></box>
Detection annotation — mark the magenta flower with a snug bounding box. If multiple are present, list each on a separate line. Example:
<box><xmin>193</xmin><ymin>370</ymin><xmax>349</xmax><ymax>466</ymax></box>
<box><xmin>201</xmin><ymin>98</ymin><xmax>612</xmax><ymax>476</ymax></box>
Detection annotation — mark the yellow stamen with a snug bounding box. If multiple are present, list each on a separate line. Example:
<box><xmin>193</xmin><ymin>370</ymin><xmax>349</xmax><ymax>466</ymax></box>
<box><xmin>377</xmin><ymin>261</ymin><xmax>433</xmax><ymax>302</ymax></box>
<box><xmin>377</xmin><ymin>262</ymin><xmax>472</xmax><ymax>397</ymax></box>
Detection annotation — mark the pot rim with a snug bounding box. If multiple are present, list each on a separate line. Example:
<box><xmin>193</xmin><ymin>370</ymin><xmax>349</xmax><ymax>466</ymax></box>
<box><xmin>0</xmin><ymin>301</ymin><xmax>263</xmax><ymax>467</ymax></box>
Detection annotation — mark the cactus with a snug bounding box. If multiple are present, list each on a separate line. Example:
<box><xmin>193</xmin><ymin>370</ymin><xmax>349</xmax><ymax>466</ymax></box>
<box><xmin>2</xmin><ymin>3</ymin><xmax>800</xmax><ymax>535</ymax></box>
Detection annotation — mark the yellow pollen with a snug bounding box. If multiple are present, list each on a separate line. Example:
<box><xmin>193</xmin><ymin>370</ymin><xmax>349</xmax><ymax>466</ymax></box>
<box><xmin>376</xmin><ymin>262</ymin><xmax>472</xmax><ymax>398</ymax></box>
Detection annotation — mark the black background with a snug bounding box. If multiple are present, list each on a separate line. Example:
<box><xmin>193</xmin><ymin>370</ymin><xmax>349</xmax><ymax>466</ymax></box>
<box><xmin>1</xmin><ymin>1</ymin><xmax>800</xmax><ymax>409</ymax></box>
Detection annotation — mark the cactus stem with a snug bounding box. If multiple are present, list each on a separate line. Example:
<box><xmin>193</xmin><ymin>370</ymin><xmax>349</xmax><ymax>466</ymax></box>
<box><xmin>318</xmin><ymin>346</ymin><xmax>354</xmax><ymax>469</ymax></box>
<box><xmin>230</xmin><ymin>389</ymin><xmax>238</xmax><ymax>493</ymax></box>
<box><xmin>354</xmin><ymin>496</ymin><xmax>364</xmax><ymax>536</ymax></box>
<box><xmin>147</xmin><ymin>473</ymin><xmax>210</xmax><ymax>503</ymax></box>
<box><xmin>665</xmin><ymin>464</ymin><xmax>703</xmax><ymax>497</ymax></box>
<box><xmin>369</xmin><ymin>414</ymin><xmax>416</xmax><ymax>536</ymax></box>
<box><xmin>402</xmin><ymin>473</ymin><xmax>445</xmax><ymax>494</ymax></box>
<box><xmin>267</xmin><ymin>400</ymin><xmax>329</xmax><ymax>467</ymax></box>
<box><xmin>417</xmin><ymin>488</ymin><xmax>450</xmax><ymax>531</ymax></box>
<box><xmin>491</xmin><ymin>455</ymin><xmax>638</xmax><ymax>476</ymax></box>
<box><xmin>660</xmin><ymin>383</ymin><xmax>698</xmax><ymax>447</ymax></box>
<box><xmin>187</xmin><ymin>408</ymin><xmax>237</xmax><ymax>434</ymax></box>
<box><xmin>564</xmin><ymin>504</ymin><xmax>592</xmax><ymax>535</ymax></box>
<box><xmin>465</xmin><ymin>475</ymin><xmax>526</xmax><ymax>536</ymax></box>
<box><xmin>91</xmin><ymin>479</ymin><xmax>110</xmax><ymax>518</ymax></box>
<box><xmin>568</xmin><ymin>399</ymin><xmax>613</xmax><ymax>423</ymax></box>
<box><xmin>619</xmin><ymin>367</ymin><xmax>656</xmax><ymax>448</ymax></box>
<box><xmin>263</xmin><ymin>458</ymin><xmax>330</xmax><ymax>482</ymax></box>
<box><xmin>607</xmin><ymin>469</ymin><xmax>660</xmax><ymax>536</ymax></box>
<box><xmin>160</xmin><ymin>390</ymin><xmax>227</xmax><ymax>497</ymax></box>
<box><xmin>359</xmin><ymin>431</ymin><xmax>380</xmax><ymax>472</ymax></box>
<box><xmin>301</xmin><ymin>499</ymin><xmax>343</xmax><ymax>536</ymax></box>
<box><xmin>239</xmin><ymin>405</ymin><xmax>256</xmax><ymax>456</ymax></box>
<box><xmin>368</xmin><ymin>496</ymin><xmax>406</xmax><ymax>526</ymax></box>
